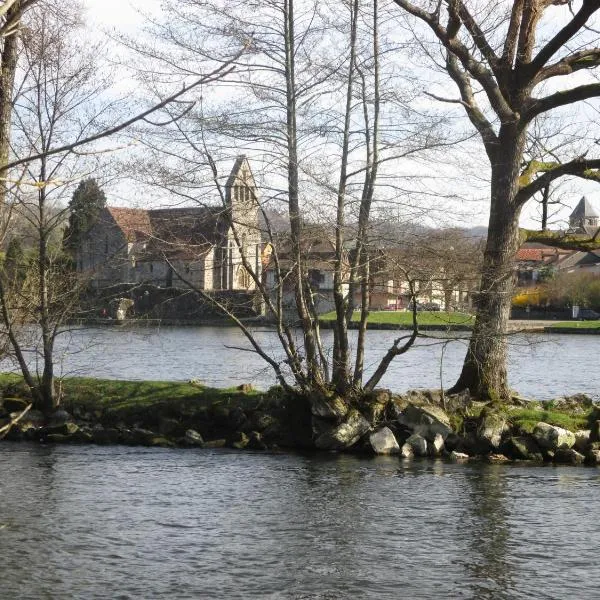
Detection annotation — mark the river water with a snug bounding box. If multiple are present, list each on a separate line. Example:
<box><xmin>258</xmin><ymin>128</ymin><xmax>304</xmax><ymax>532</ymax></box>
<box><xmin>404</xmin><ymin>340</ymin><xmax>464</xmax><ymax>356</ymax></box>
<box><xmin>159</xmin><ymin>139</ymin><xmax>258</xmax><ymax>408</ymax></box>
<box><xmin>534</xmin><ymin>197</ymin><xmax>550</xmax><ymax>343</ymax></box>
<box><xmin>14</xmin><ymin>325</ymin><xmax>600</xmax><ymax>400</ymax></box>
<box><xmin>3</xmin><ymin>327</ymin><xmax>600</xmax><ymax>598</ymax></box>
<box><xmin>2</xmin><ymin>444</ymin><xmax>599</xmax><ymax>599</ymax></box>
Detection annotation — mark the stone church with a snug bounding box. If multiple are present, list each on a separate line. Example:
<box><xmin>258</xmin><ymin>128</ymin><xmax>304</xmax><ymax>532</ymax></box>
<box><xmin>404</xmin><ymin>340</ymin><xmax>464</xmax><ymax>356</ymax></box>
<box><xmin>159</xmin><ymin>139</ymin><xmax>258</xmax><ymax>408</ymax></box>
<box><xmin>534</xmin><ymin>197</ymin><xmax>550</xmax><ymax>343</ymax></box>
<box><xmin>77</xmin><ymin>156</ymin><xmax>262</xmax><ymax>291</ymax></box>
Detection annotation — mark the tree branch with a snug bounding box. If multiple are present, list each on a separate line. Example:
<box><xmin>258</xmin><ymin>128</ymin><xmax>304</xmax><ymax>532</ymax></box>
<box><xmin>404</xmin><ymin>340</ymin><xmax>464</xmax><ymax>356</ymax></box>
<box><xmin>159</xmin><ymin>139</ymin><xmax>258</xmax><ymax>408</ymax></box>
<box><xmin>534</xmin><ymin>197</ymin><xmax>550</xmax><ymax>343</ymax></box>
<box><xmin>524</xmin><ymin>82</ymin><xmax>600</xmax><ymax>122</ymax></box>
<box><xmin>515</xmin><ymin>156</ymin><xmax>600</xmax><ymax>206</ymax></box>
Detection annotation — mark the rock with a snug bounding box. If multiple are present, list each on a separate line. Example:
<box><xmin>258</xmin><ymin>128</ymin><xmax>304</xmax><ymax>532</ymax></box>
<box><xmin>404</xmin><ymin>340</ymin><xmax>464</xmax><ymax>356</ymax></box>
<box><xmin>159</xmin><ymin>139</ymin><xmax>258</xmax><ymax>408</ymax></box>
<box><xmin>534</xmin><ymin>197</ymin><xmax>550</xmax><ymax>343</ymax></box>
<box><xmin>405</xmin><ymin>433</ymin><xmax>428</xmax><ymax>457</ymax></box>
<box><xmin>41</xmin><ymin>422</ymin><xmax>79</xmax><ymax>438</ymax></box>
<box><xmin>477</xmin><ymin>408</ymin><xmax>508</xmax><ymax>450</ymax></box>
<box><xmin>159</xmin><ymin>417</ymin><xmax>182</xmax><ymax>437</ymax></box>
<box><xmin>486</xmin><ymin>454</ymin><xmax>511</xmax><ymax>463</ymax></box>
<box><xmin>249</xmin><ymin>411</ymin><xmax>276</xmax><ymax>432</ymax></box>
<box><xmin>91</xmin><ymin>427</ymin><xmax>121</xmax><ymax>445</ymax></box>
<box><xmin>574</xmin><ymin>430</ymin><xmax>591</xmax><ymax>453</ymax></box>
<box><xmin>532</xmin><ymin>422</ymin><xmax>576</xmax><ymax>450</ymax></box>
<box><xmin>183</xmin><ymin>429</ymin><xmax>204</xmax><ymax>447</ymax></box>
<box><xmin>590</xmin><ymin>420</ymin><xmax>600</xmax><ymax>443</ymax></box>
<box><xmin>400</xmin><ymin>443</ymin><xmax>414</xmax><ymax>459</ymax></box>
<box><xmin>450</xmin><ymin>451</ymin><xmax>469</xmax><ymax>461</ymax></box>
<box><xmin>130</xmin><ymin>428</ymin><xmax>156</xmax><ymax>446</ymax></box>
<box><xmin>314</xmin><ymin>409</ymin><xmax>370</xmax><ymax>451</ymax></box>
<box><xmin>228</xmin><ymin>431</ymin><xmax>249</xmax><ymax>450</ymax></box>
<box><xmin>545</xmin><ymin>394</ymin><xmax>594</xmax><ymax>413</ymax></box>
<box><xmin>3</xmin><ymin>398</ymin><xmax>29</xmax><ymax>413</ymax></box>
<box><xmin>503</xmin><ymin>436</ymin><xmax>543</xmax><ymax>461</ymax></box>
<box><xmin>45</xmin><ymin>434</ymin><xmax>71</xmax><ymax>444</ymax></box>
<box><xmin>248</xmin><ymin>431</ymin><xmax>267</xmax><ymax>451</ymax></box>
<box><xmin>149</xmin><ymin>436</ymin><xmax>175</xmax><ymax>448</ymax></box>
<box><xmin>237</xmin><ymin>383</ymin><xmax>253</xmax><ymax>393</ymax></box>
<box><xmin>49</xmin><ymin>409</ymin><xmax>72</xmax><ymax>425</ymax></box>
<box><xmin>203</xmin><ymin>439</ymin><xmax>227</xmax><ymax>449</ymax></box>
<box><xmin>20</xmin><ymin>410</ymin><xmax>45</xmax><ymax>428</ymax></box>
<box><xmin>397</xmin><ymin>403</ymin><xmax>452</xmax><ymax>441</ymax></box>
<box><xmin>189</xmin><ymin>378</ymin><xmax>204</xmax><ymax>387</ymax></box>
<box><xmin>228</xmin><ymin>406</ymin><xmax>248</xmax><ymax>430</ymax></box>
<box><xmin>429</xmin><ymin>433</ymin><xmax>445</xmax><ymax>457</ymax></box>
<box><xmin>585</xmin><ymin>449</ymin><xmax>600</xmax><ymax>465</ymax></box>
<box><xmin>310</xmin><ymin>395</ymin><xmax>348</xmax><ymax>421</ymax></box>
<box><xmin>554</xmin><ymin>448</ymin><xmax>585</xmax><ymax>465</ymax></box>
<box><xmin>368</xmin><ymin>427</ymin><xmax>400</xmax><ymax>455</ymax></box>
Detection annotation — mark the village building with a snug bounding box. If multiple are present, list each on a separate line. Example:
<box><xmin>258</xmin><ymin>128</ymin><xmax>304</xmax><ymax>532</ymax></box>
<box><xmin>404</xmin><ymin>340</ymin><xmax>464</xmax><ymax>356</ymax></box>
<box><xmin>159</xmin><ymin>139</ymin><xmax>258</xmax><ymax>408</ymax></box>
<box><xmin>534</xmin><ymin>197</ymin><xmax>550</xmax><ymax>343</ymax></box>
<box><xmin>77</xmin><ymin>156</ymin><xmax>262</xmax><ymax>292</ymax></box>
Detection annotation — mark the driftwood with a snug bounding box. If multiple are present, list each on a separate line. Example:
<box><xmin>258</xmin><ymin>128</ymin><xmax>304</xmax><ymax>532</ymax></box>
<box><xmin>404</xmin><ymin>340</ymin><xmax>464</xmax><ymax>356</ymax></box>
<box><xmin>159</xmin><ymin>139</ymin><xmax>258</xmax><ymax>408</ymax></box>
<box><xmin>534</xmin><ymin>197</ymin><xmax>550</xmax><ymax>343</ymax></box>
<box><xmin>0</xmin><ymin>403</ymin><xmax>32</xmax><ymax>439</ymax></box>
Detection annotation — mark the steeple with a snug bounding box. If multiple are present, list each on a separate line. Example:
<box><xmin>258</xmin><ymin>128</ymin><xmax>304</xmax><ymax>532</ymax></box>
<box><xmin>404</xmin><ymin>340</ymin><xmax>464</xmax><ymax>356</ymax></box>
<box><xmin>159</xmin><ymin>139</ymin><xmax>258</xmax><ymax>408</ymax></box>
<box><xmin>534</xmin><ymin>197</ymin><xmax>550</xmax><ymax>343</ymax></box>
<box><xmin>569</xmin><ymin>196</ymin><xmax>599</xmax><ymax>234</ymax></box>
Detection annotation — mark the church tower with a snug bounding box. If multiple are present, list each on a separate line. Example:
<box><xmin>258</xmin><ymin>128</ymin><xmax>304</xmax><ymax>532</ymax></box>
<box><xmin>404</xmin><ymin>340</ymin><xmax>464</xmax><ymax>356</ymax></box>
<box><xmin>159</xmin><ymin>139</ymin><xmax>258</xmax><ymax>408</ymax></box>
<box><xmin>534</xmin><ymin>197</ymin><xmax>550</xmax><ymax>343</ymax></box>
<box><xmin>569</xmin><ymin>196</ymin><xmax>599</xmax><ymax>235</ymax></box>
<box><xmin>223</xmin><ymin>156</ymin><xmax>261</xmax><ymax>290</ymax></box>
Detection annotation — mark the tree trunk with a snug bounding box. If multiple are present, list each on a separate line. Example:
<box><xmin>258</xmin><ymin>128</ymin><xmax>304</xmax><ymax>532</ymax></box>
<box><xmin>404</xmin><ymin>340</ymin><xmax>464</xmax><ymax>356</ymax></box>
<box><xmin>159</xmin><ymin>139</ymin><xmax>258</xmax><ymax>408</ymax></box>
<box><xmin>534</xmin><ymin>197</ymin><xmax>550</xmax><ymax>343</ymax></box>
<box><xmin>450</xmin><ymin>131</ymin><xmax>525</xmax><ymax>400</ymax></box>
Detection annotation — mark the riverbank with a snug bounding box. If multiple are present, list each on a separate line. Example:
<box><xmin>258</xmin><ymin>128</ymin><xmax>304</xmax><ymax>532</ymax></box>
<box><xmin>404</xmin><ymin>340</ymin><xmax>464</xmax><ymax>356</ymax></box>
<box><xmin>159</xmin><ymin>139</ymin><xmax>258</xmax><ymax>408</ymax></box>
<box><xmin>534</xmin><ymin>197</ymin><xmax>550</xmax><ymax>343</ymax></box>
<box><xmin>1</xmin><ymin>374</ymin><xmax>599</xmax><ymax>466</ymax></box>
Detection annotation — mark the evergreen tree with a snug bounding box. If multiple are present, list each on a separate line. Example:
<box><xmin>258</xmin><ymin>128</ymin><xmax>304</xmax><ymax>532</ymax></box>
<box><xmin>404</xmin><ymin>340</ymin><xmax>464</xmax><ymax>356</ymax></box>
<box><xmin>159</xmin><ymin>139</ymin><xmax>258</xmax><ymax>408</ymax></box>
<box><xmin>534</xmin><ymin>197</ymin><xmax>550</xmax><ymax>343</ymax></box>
<box><xmin>64</xmin><ymin>178</ymin><xmax>106</xmax><ymax>252</ymax></box>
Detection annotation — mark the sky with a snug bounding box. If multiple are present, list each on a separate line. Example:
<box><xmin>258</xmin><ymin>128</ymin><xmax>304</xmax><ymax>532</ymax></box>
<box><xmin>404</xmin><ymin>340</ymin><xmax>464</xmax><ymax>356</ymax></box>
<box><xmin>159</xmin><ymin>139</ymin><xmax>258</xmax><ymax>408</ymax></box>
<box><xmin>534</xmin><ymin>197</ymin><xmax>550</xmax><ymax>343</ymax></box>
<box><xmin>79</xmin><ymin>0</ymin><xmax>600</xmax><ymax>231</ymax></box>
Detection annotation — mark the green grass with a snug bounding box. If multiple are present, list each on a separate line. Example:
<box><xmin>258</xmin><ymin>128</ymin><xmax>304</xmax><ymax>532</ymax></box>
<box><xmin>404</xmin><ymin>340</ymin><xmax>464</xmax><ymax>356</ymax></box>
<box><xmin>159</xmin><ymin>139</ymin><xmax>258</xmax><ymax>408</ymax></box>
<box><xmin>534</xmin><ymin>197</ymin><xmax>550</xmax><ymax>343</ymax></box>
<box><xmin>320</xmin><ymin>310</ymin><xmax>474</xmax><ymax>327</ymax></box>
<box><xmin>0</xmin><ymin>373</ymin><xmax>263</xmax><ymax>417</ymax></box>
<box><xmin>509</xmin><ymin>407</ymin><xmax>591</xmax><ymax>433</ymax></box>
<box><xmin>547</xmin><ymin>320</ymin><xmax>600</xmax><ymax>330</ymax></box>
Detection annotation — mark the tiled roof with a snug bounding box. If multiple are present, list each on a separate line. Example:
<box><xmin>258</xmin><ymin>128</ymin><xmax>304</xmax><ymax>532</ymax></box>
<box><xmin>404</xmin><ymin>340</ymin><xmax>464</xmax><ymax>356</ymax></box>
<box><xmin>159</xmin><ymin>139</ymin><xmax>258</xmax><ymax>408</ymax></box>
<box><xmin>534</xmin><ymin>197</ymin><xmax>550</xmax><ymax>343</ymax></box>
<box><xmin>571</xmin><ymin>196</ymin><xmax>599</xmax><ymax>219</ymax></box>
<box><xmin>516</xmin><ymin>248</ymin><xmax>544</xmax><ymax>261</ymax></box>
<box><xmin>107</xmin><ymin>207</ymin><xmax>152</xmax><ymax>242</ymax></box>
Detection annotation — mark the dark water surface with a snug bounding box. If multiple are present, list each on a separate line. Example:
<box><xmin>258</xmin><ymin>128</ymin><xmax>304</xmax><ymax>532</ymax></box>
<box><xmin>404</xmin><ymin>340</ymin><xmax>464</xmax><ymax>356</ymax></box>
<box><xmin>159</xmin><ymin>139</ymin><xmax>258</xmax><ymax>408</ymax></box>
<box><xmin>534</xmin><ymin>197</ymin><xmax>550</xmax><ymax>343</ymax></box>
<box><xmin>16</xmin><ymin>325</ymin><xmax>600</xmax><ymax>400</ymax></box>
<box><xmin>1</xmin><ymin>444</ymin><xmax>599</xmax><ymax>599</ymax></box>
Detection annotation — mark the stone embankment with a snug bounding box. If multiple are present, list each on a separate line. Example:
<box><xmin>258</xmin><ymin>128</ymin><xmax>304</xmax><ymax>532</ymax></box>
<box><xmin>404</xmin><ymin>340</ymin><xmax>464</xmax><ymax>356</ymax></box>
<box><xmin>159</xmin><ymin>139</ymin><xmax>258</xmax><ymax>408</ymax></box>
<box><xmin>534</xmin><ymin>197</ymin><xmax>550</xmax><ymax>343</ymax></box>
<box><xmin>1</xmin><ymin>384</ymin><xmax>599</xmax><ymax>466</ymax></box>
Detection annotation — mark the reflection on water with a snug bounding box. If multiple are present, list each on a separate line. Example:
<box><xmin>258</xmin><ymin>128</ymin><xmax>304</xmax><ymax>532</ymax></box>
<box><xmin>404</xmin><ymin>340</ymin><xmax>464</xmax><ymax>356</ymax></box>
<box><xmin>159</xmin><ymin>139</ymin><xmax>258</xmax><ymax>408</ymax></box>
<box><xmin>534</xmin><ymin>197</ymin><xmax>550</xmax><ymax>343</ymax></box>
<box><xmin>2</xmin><ymin>445</ymin><xmax>600</xmax><ymax>599</ymax></box>
<box><xmin>3</xmin><ymin>326</ymin><xmax>600</xmax><ymax>400</ymax></box>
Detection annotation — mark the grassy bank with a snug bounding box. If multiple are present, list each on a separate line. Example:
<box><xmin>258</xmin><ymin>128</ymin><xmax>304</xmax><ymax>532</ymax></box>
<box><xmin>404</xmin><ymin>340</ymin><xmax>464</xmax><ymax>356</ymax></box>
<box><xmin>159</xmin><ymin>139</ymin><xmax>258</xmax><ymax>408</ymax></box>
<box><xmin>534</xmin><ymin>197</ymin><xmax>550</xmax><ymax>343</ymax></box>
<box><xmin>546</xmin><ymin>321</ymin><xmax>600</xmax><ymax>331</ymax></box>
<box><xmin>0</xmin><ymin>373</ymin><xmax>264</xmax><ymax>419</ymax></box>
<box><xmin>319</xmin><ymin>310</ymin><xmax>474</xmax><ymax>327</ymax></box>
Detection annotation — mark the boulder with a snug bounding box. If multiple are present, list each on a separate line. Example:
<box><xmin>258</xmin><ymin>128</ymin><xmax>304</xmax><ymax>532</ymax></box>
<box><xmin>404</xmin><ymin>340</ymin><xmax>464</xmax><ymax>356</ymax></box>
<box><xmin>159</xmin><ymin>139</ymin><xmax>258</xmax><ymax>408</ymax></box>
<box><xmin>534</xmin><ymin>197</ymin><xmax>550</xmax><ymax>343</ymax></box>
<box><xmin>486</xmin><ymin>454</ymin><xmax>511</xmax><ymax>463</ymax></box>
<box><xmin>183</xmin><ymin>429</ymin><xmax>204</xmax><ymax>447</ymax></box>
<box><xmin>237</xmin><ymin>383</ymin><xmax>254</xmax><ymax>393</ymax></box>
<box><xmin>159</xmin><ymin>417</ymin><xmax>182</xmax><ymax>437</ymax></box>
<box><xmin>503</xmin><ymin>436</ymin><xmax>543</xmax><ymax>461</ymax></box>
<box><xmin>585</xmin><ymin>449</ymin><xmax>600</xmax><ymax>465</ymax></box>
<box><xmin>554</xmin><ymin>448</ymin><xmax>585</xmax><ymax>465</ymax></box>
<box><xmin>450</xmin><ymin>451</ymin><xmax>469</xmax><ymax>461</ymax></box>
<box><xmin>49</xmin><ymin>409</ymin><xmax>72</xmax><ymax>425</ymax></box>
<box><xmin>314</xmin><ymin>409</ymin><xmax>370</xmax><ymax>451</ymax></box>
<box><xmin>368</xmin><ymin>427</ymin><xmax>400</xmax><ymax>455</ymax></box>
<box><xmin>45</xmin><ymin>434</ymin><xmax>71</xmax><ymax>444</ymax></box>
<box><xmin>249</xmin><ymin>411</ymin><xmax>276</xmax><ymax>432</ymax></box>
<box><xmin>310</xmin><ymin>395</ymin><xmax>348</xmax><ymax>421</ymax></box>
<box><xmin>405</xmin><ymin>433</ymin><xmax>428</xmax><ymax>457</ymax></box>
<box><xmin>228</xmin><ymin>431</ymin><xmax>249</xmax><ymax>450</ymax></box>
<box><xmin>532</xmin><ymin>422</ymin><xmax>576</xmax><ymax>450</ymax></box>
<box><xmin>3</xmin><ymin>398</ymin><xmax>29</xmax><ymax>414</ymax></box>
<box><xmin>429</xmin><ymin>433</ymin><xmax>445</xmax><ymax>457</ymax></box>
<box><xmin>203</xmin><ymin>439</ymin><xmax>227</xmax><ymax>449</ymax></box>
<box><xmin>91</xmin><ymin>427</ymin><xmax>121</xmax><ymax>445</ymax></box>
<box><xmin>400</xmin><ymin>443</ymin><xmax>414</xmax><ymax>459</ymax></box>
<box><xmin>574</xmin><ymin>430</ymin><xmax>591</xmax><ymax>453</ymax></box>
<box><xmin>248</xmin><ymin>431</ymin><xmax>268</xmax><ymax>451</ymax></box>
<box><xmin>397</xmin><ymin>403</ymin><xmax>452</xmax><ymax>441</ymax></box>
<box><xmin>228</xmin><ymin>406</ymin><xmax>248</xmax><ymax>430</ymax></box>
<box><xmin>590</xmin><ymin>420</ymin><xmax>600</xmax><ymax>443</ymax></box>
<box><xmin>545</xmin><ymin>394</ymin><xmax>594</xmax><ymax>413</ymax></box>
<box><xmin>41</xmin><ymin>422</ymin><xmax>79</xmax><ymax>438</ymax></box>
<box><xmin>477</xmin><ymin>408</ymin><xmax>508</xmax><ymax>450</ymax></box>
<box><xmin>149</xmin><ymin>436</ymin><xmax>175</xmax><ymax>448</ymax></box>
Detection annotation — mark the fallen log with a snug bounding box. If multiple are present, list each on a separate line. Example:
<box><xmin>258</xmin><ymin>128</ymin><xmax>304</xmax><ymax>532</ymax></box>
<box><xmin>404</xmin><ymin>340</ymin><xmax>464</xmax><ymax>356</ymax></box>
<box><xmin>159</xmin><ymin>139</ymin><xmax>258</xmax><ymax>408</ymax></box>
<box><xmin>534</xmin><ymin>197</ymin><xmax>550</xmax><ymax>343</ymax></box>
<box><xmin>0</xmin><ymin>403</ymin><xmax>32</xmax><ymax>440</ymax></box>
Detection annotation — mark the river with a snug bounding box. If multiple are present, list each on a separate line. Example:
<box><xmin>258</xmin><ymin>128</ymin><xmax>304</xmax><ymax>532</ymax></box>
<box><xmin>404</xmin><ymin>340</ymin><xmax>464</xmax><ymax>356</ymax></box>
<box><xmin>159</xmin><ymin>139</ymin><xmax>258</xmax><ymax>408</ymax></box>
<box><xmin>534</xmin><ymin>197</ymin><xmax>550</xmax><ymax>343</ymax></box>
<box><xmin>11</xmin><ymin>325</ymin><xmax>600</xmax><ymax>400</ymax></box>
<box><xmin>3</xmin><ymin>326</ymin><xmax>600</xmax><ymax>598</ymax></box>
<box><xmin>2</xmin><ymin>444</ymin><xmax>599</xmax><ymax>599</ymax></box>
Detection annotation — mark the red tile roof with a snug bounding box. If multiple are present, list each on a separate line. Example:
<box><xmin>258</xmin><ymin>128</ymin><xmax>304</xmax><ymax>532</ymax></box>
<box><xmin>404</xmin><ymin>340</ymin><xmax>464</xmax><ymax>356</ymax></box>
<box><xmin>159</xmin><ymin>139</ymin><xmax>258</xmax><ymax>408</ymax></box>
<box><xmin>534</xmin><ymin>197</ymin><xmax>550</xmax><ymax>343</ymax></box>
<box><xmin>107</xmin><ymin>207</ymin><xmax>152</xmax><ymax>242</ymax></box>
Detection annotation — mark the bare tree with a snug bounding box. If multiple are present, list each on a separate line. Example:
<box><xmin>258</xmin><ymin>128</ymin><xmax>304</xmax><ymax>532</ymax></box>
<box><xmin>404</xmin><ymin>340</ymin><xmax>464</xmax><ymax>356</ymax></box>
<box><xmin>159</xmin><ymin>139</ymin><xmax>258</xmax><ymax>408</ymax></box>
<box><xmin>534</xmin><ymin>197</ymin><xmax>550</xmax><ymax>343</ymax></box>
<box><xmin>393</xmin><ymin>1</ymin><xmax>600</xmax><ymax>399</ymax></box>
<box><xmin>0</xmin><ymin>1</ymin><xmax>241</xmax><ymax>415</ymax></box>
<box><xmin>124</xmin><ymin>0</ymin><xmax>454</xmax><ymax>417</ymax></box>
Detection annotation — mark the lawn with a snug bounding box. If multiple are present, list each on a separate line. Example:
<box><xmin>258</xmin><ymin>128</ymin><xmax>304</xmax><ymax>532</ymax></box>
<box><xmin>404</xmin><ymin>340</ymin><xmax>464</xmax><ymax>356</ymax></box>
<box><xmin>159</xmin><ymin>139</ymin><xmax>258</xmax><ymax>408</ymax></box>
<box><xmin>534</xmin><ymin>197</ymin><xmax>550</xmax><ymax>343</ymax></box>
<box><xmin>0</xmin><ymin>373</ymin><xmax>262</xmax><ymax>417</ymax></box>
<box><xmin>546</xmin><ymin>320</ymin><xmax>600</xmax><ymax>330</ymax></box>
<box><xmin>319</xmin><ymin>310</ymin><xmax>474</xmax><ymax>327</ymax></box>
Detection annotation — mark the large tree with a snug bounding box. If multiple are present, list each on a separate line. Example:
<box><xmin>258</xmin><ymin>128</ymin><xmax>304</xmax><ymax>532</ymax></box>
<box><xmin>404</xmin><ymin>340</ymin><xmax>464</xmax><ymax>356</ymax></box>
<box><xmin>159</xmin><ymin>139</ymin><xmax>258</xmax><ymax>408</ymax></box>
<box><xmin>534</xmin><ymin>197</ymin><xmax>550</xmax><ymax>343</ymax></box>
<box><xmin>393</xmin><ymin>0</ymin><xmax>600</xmax><ymax>399</ymax></box>
<box><xmin>64</xmin><ymin>178</ymin><xmax>106</xmax><ymax>255</ymax></box>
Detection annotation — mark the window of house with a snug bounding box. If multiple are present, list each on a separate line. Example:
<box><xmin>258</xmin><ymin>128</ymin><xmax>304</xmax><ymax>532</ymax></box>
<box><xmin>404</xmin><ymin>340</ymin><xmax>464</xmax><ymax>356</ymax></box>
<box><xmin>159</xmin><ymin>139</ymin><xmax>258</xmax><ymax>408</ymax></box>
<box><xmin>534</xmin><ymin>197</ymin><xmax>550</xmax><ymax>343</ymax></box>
<box><xmin>149</xmin><ymin>263</ymin><xmax>154</xmax><ymax>273</ymax></box>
